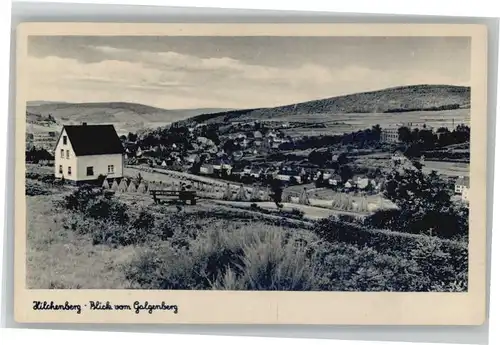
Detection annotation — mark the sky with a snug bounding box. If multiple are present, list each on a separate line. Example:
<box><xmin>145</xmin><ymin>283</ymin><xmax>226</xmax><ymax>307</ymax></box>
<box><xmin>27</xmin><ymin>36</ymin><xmax>471</xmax><ymax>110</ymax></box>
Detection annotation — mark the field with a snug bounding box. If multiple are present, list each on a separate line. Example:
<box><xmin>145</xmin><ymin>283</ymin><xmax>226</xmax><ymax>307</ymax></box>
<box><xmin>422</xmin><ymin>161</ymin><xmax>470</xmax><ymax>177</ymax></box>
<box><xmin>352</xmin><ymin>152</ymin><xmax>470</xmax><ymax>177</ymax></box>
<box><xmin>280</xmin><ymin>109</ymin><xmax>470</xmax><ymax>137</ymax></box>
<box><xmin>25</xmin><ymin>164</ymin><xmax>468</xmax><ymax>291</ymax></box>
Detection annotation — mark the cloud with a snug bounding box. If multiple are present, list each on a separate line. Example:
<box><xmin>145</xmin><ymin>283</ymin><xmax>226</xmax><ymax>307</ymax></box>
<box><xmin>26</xmin><ymin>46</ymin><xmax>470</xmax><ymax>109</ymax></box>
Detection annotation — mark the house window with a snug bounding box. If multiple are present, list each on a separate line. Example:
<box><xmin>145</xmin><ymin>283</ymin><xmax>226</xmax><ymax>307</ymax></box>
<box><xmin>86</xmin><ymin>166</ymin><xmax>94</xmax><ymax>176</ymax></box>
<box><xmin>59</xmin><ymin>165</ymin><xmax>63</xmax><ymax>174</ymax></box>
<box><xmin>63</xmin><ymin>136</ymin><xmax>67</xmax><ymax>145</ymax></box>
<box><xmin>60</xmin><ymin>149</ymin><xmax>64</xmax><ymax>158</ymax></box>
<box><xmin>108</xmin><ymin>165</ymin><xmax>114</xmax><ymax>174</ymax></box>
<box><xmin>67</xmin><ymin>166</ymin><xmax>72</xmax><ymax>176</ymax></box>
<box><xmin>66</xmin><ymin>150</ymin><xmax>70</xmax><ymax>159</ymax></box>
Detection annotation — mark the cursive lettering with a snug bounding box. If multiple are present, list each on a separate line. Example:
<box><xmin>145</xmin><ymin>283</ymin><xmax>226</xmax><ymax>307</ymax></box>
<box><xmin>32</xmin><ymin>301</ymin><xmax>82</xmax><ymax>314</ymax></box>
<box><xmin>133</xmin><ymin>301</ymin><xmax>178</xmax><ymax>314</ymax></box>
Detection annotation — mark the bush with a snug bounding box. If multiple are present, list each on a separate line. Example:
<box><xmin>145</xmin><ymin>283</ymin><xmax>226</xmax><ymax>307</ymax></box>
<box><xmin>312</xmin><ymin>216</ymin><xmax>467</xmax><ymax>291</ymax></box>
<box><xmin>26</xmin><ymin>180</ymin><xmax>50</xmax><ymax>196</ymax></box>
<box><xmin>64</xmin><ymin>186</ymin><xmax>130</xmax><ymax>224</ymax></box>
<box><xmin>84</xmin><ymin>196</ymin><xmax>130</xmax><ymax>225</ymax></box>
<box><xmin>132</xmin><ymin>209</ymin><xmax>156</xmax><ymax>230</ymax></box>
<box><xmin>315</xmin><ymin>216</ymin><xmax>466</xmax><ymax>254</ymax></box>
<box><xmin>64</xmin><ymin>186</ymin><xmax>103</xmax><ymax>212</ymax></box>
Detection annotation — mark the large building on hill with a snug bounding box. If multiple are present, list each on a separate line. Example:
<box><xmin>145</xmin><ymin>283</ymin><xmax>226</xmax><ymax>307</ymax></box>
<box><xmin>380</xmin><ymin>122</ymin><xmax>435</xmax><ymax>143</ymax></box>
<box><xmin>380</xmin><ymin>127</ymin><xmax>400</xmax><ymax>143</ymax></box>
<box><xmin>54</xmin><ymin>123</ymin><xmax>124</xmax><ymax>183</ymax></box>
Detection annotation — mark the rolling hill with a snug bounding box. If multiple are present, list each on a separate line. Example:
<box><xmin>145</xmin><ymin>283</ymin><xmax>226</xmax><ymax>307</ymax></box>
<box><xmin>186</xmin><ymin>84</ymin><xmax>471</xmax><ymax>124</ymax></box>
<box><xmin>26</xmin><ymin>101</ymin><xmax>231</xmax><ymax>125</ymax></box>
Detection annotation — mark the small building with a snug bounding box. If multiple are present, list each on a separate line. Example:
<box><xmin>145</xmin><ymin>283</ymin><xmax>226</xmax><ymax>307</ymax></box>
<box><xmin>200</xmin><ymin>164</ymin><xmax>214</xmax><ymax>175</ymax></box>
<box><xmin>276</xmin><ymin>169</ymin><xmax>302</xmax><ymax>184</ymax></box>
<box><xmin>254</xmin><ymin>131</ymin><xmax>263</xmax><ymax>139</ymax></box>
<box><xmin>344</xmin><ymin>180</ymin><xmax>355</xmax><ymax>189</ymax></box>
<box><xmin>54</xmin><ymin>123</ymin><xmax>124</xmax><ymax>183</ymax></box>
<box><xmin>250</xmin><ymin>168</ymin><xmax>263</xmax><ymax>179</ymax></box>
<box><xmin>455</xmin><ymin>176</ymin><xmax>470</xmax><ymax>194</ymax></box>
<box><xmin>356</xmin><ymin>177</ymin><xmax>370</xmax><ymax>190</ymax></box>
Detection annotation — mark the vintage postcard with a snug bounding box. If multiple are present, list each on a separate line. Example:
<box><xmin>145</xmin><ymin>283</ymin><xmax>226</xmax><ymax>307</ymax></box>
<box><xmin>14</xmin><ymin>23</ymin><xmax>488</xmax><ymax>325</ymax></box>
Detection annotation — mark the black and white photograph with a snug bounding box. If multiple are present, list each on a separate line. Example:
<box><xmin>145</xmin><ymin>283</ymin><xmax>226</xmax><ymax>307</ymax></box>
<box><xmin>13</xmin><ymin>22</ymin><xmax>489</xmax><ymax>325</ymax></box>
<box><xmin>21</xmin><ymin>31</ymin><xmax>476</xmax><ymax>294</ymax></box>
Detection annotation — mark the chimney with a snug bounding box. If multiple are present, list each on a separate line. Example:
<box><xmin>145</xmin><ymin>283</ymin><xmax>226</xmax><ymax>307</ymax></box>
<box><xmin>82</xmin><ymin>122</ymin><xmax>87</xmax><ymax>126</ymax></box>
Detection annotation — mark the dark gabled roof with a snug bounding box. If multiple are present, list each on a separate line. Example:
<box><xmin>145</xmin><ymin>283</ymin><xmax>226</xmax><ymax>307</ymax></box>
<box><xmin>62</xmin><ymin>124</ymin><xmax>124</xmax><ymax>156</ymax></box>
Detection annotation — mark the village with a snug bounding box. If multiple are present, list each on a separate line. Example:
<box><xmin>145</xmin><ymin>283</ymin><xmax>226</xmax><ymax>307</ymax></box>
<box><xmin>118</xmin><ymin>118</ymin><xmax>471</xmax><ymax>206</ymax></box>
<box><xmin>24</xmin><ymin>113</ymin><xmax>471</xmax><ymax>225</ymax></box>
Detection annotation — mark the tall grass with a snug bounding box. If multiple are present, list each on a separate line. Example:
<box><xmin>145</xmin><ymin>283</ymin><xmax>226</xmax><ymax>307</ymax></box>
<box><xmin>59</xmin><ymin>185</ymin><xmax>468</xmax><ymax>292</ymax></box>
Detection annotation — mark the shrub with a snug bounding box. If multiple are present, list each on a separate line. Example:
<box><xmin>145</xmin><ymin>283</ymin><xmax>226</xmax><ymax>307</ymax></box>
<box><xmin>84</xmin><ymin>195</ymin><xmax>130</xmax><ymax>225</ymax></box>
<box><xmin>64</xmin><ymin>186</ymin><xmax>130</xmax><ymax>224</ymax></box>
<box><xmin>315</xmin><ymin>216</ymin><xmax>466</xmax><ymax>255</ymax></box>
<box><xmin>26</xmin><ymin>180</ymin><xmax>50</xmax><ymax>196</ymax></box>
<box><xmin>26</xmin><ymin>172</ymin><xmax>42</xmax><ymax>180</ymax></box>
<box><xmin>64</xmin><ymin>186</ymin><xmax>103</xmax><ymax>212</ymax></box>
<box><xmin>132</xmin><ymin>209</ymin><xmax>156</xmax><ymax>231</ymax></box>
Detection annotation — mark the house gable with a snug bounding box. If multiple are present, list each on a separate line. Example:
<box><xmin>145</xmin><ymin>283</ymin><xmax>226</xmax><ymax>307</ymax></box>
<box><xmin>63</xmin><ymin>124</ymin><xmax>124</xmax><ymax>157</ymax></box>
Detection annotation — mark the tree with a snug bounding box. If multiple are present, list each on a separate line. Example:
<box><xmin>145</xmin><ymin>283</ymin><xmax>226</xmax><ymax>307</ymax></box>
<box><xmin>417</xmin><ymin>129</ymin><xmax>437</xmax><ymax>150</ymax></box>
<box><xmin>368</xmin><ymin>164</ymin><xmax>467</xmax><ymax>238</ymax></box>
<box><xmin>337</xmin><ymin>152</ymin><xmax>348</xmax><ymax>166</ymax></box>
<box><xmin>398</xmin><ymin>126</ymin><xmax>412</xmax><ymax>144</ymax></box>
<box><xmin>128</xmin><ymin>132</ymin><xmax>138</xmax><ymax>142</ymax></box>
<box><xmin>371</xmin><ymin>124</ymin><xmax>382</xmax><ymax>141</ymax></box>
<box><xmin>404</xmin><ymin>143</ymin><xmax>422</xmax><ymax>159</ymax></box>
<box><xmin>26</xmin><ymin>147</ymin><xmax>54</xmax><ymax>163</ymax></box>
<box><xmin>269</xmin><ymin>178</ymin><xmax>284</xmax><ymax>209</ymax></box>
<box><xmin>339</xmin><ymin>165</ymin><xmax>353</xmax><ymax>183</ymax></box>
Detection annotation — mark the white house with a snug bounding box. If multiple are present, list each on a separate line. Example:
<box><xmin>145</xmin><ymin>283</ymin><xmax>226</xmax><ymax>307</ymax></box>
<box><xmin>54</xmin><ymin>123</ymin><xmax>124</xmax><ymax>183</ymax></box>
<box><xmin>455</xmin><ymin>176</ymin><xmax>470</xmax><ymax>194</ymax></box>
<box><xmin>461</xmin><ymin>186</ymin><xmax>470</xmax><ymax>202</ymax></box>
